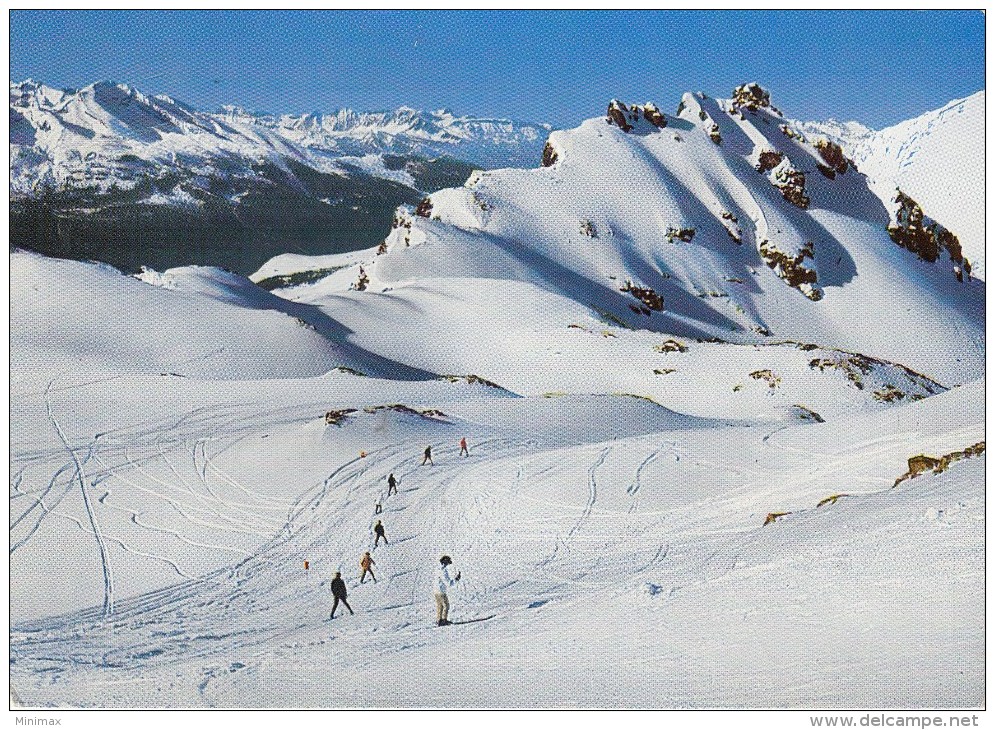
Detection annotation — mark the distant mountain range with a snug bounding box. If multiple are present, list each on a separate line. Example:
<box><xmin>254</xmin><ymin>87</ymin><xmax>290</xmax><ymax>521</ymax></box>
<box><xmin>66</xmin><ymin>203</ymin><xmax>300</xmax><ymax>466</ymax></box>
<box><xmin>9</xmin><ymin>79</ymin><xmax>551</xmax><ymax>273</ymax></box>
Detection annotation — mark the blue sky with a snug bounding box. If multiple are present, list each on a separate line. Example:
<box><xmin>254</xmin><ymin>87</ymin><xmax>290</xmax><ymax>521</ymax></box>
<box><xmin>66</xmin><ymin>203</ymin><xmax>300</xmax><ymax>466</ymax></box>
<box><xmin>9</xmin><ymin>10</ymin><xmax>985</xmax><ymax>129</ymax></box>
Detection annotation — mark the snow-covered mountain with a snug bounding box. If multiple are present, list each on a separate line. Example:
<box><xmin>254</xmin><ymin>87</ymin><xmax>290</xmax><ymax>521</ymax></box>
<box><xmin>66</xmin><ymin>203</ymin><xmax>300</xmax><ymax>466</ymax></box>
<box><xmin>9</xmin><ymin>79</ymin><xmax>551</xmax><ymax>273</ymax></box>
<box><xmin>796</xmin><ymin>91</ymin><xmax>985</xmax><ymax>279</ymax></box>
<box><xmin>10</xmin><ymin>83</ymin><xmax>985</xmax><ymax>707</ymax></box>
<box><xmin>332</xmin><ymin>83</ymin><xmax>981</xmax><ymax>386</ymax></box>
<box><xmin>10</xmin><ymin>79</ymin><xmax>550</xmax><ymax>193</ymax></box>
<box><xmin>215</xmin><ymin>104</ymin><xmax>550</xmax><ymax>170</ymax></box>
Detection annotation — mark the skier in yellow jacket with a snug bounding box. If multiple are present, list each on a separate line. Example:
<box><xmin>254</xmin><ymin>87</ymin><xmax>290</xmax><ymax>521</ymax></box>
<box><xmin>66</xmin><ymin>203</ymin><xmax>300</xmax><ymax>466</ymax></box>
<box><xmin>360</xmin><ymin>551</ymin><xmax>376</xmax><ymax>583</ymax></box>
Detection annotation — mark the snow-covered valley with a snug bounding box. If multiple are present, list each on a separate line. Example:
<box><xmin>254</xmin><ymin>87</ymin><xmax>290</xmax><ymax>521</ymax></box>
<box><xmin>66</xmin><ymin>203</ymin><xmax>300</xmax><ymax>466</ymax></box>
<box><xmin>9</xmin><ymin>82</ymin><xmax>985</xmax><ymax>708</ymax></box>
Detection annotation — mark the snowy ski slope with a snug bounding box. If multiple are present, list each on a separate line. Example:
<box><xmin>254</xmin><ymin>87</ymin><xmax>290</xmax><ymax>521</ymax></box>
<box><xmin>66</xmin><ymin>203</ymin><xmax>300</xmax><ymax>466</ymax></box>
<box><xmin>9</xmin><ymin>83</ymin><xmax>985</xmax><ymax>708</ymax></box>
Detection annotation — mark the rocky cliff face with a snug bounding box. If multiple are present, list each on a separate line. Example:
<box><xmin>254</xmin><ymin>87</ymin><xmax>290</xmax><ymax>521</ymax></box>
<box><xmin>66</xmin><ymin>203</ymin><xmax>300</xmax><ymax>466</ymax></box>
<box><xmin>887</xmin><ymin>190</ymin><xmax>966</xmax><ymax>276</ymax></box>
<box><xmin>363</xmin><ymin>82</ymin><xmax>982</xmax><ymax>391</ymax></box>
<box><xmin>732</xmin><ymin>82</ymin><xmax>774</xmax><ymax>112</ymax></box>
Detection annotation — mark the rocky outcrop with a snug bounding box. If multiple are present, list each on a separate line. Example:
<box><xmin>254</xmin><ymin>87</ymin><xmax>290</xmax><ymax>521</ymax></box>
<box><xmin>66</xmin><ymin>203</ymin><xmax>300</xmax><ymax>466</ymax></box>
<box><xmin>706</xmin><ymin>121</ymin><xmax>722</xmax><ymax>144</ymax></box>
<box><xmin>391</xmin><ymin>209</ymin><xmax>413</xmax><ymax>230</ymax></box>
<box><xmin>325</xmin><ymin>408</ymin><xmax>358</xmax><ymax>426</ymax></box>
<box><xmin>580</xmin><ymin>219</ymin><xmax>597</xmax><ymax>237</ymax></box>
<box><xmin>415</xmin><ymin>197</ymin><xmax>434</xmax><ymax>218</ymax></box>
<box><xmin>758</xmin><ymin>239</ymin><xmax>822</xmax><ymax>300</ymax></box>
<box><xmin>887</xmin><ymin>190</ymin><xmax>963</xmax><ymax>269</ymax></box>
<box><xmin>749</xmin><ymin>369</ymin><xmax>782</xmax><ymax>389</ymax></box>
<box><xmin>620</xmin><ymin>281</ymin><xmax>664</xmax><ymax>314</ymax></box>
<box><xmin>641</xmin><ymin>103</ymin><xmax>667</xmax><ymax>128</ymax></box>
<box><xmin>808</xmin><ymin>354</ymin><xmax>867</xmax><ymax>389</ymax></box>
<box><xmin>363</xmin><ymin>404</ymin><xmax>448</xmax><ymax>420</ymax></box>
<box><xmin>779</xmin><ymin>124</ymin><xmax>806</xmax><ymax>142</ymax></box>
<box><xmin>769</xmin><ymin>158</ymin><xmax>810</xmax><ymax>209</ymax></box>
<box><xmin>732</xmin><ymin>83</ymin><xmax>771</xmax><ymax>112</ymax></box>
<box><xmin>806</xmin><ymin>347</ymin><xmax>943</xmax><ymax>395</ymax></box>
<box><xmin>438</xmin><ymin>374</ymin><xmax>505</xmax><ymax>389</ymax></box>
<box><xmin>816</xmin><ymin>493</ymin><xmax>848</xmax><ymax>507</ymax></box>
<box><xmin>755</xmin><ymin>150</ymin><xmax>783</xmax><ymax>173</ymax></box>
<box><xmin>814</xmin><ymin>139</ymin><xmax>850</xmax><ymax>177</ymax></box>
<box><xmin>607</xmin><ymin>100</ymin><xmax>633</xmax><ymax>132</ymax></box>
<box><xmin>382</xmin><ymin>207</ymin><xmax>414</xmax><ymax>251</ymax></box>
<box><xmin>893</xmin><ymin>442</ymin><xmax>985</xmax><ymax>487</ymax></box>
<box><xmin>606</xmin><ymin>100</ymin><xmax>667</xmax><ymax>133</ymax></box>
<box><xmin>654</xmin><ymin>338</ymin><xmax>687</xmax><ymax>353</ymax></box>
<box><xmin>872</xmin><ymin>384</ymin><xmax>905</xmax><ymax>403</ymax></box>
<box><xmin>541</xmin><ymin>140</ymin><xmax>559</xmax><ymax>167</ymax></box>
<box><xmin>792</xmin><ymin>404</ymin><xmax>825</xmax><ymax>423</ymax></box>
<box><xmin>720</xmin><ymin>210</ymin><xmax>742</xmax><ymax>243</ymax></box>
<box><xmin>676</xmin><ymin>92</ymin><xmax>722</xmax><ymax>144</ymax></box>
<box><xmin>665</xmin><ymin>226</ymin><xmax>696</xmax><ymax>243</ymax></box>
<box><xmin>351</xmin><ymin>266</ymin><xmax>369</xmax><ymax>291</ymax></box>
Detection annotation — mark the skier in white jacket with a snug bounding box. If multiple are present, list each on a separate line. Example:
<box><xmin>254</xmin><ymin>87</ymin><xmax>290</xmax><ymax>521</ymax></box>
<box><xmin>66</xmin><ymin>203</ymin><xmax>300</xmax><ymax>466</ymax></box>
<box><xmin>434</xmin><ymin>555</ymin><xmax>461</xmax><ymax>626</ymax></box>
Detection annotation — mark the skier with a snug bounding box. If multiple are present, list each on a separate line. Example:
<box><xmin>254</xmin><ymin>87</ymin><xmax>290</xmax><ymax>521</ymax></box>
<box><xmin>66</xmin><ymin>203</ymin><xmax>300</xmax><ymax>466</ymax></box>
<box><xmin>422</xmin><ymin>445</ymin><xmax>434</xmax><ymax>466</ymax></box>
<box><xmin>434</xmin><ymin>555</ymin><xmax>461</xmax><ymax>626</ymax></box>
<box><xmin>387</xmin><ymin>473</ymin><xmax>398</xmax><ymax>496</ymax></box>
<box><xmin>374</xmin><ymin>519</ymin><xmax>388</xmax><ymax>547</ymax></box>
<box><xmin>374</xmin><ymin>495</ymin><xmax>383</xmax><ymax>515</ymax></box>
<box><xmin>459</xmin><ymin>436</ymin><xmax>469</xmax><ymax>457</ymax></box>
<box><xmin>360</xmin><ymin>551</ymin><xmax>376</xmax><ymax>583</ymax></box>
<box><xmin>329</xmin><ymin>571</ymin><xmax>354</xmax><ymax>619</ymax></box>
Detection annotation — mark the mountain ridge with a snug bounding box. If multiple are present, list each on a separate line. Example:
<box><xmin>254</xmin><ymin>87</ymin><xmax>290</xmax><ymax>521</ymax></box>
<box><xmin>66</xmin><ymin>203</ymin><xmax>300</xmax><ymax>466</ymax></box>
<box><xmin>796</xmin><ymin>90</ymin><xmax>985</xmax><ymax>278</ymax></box>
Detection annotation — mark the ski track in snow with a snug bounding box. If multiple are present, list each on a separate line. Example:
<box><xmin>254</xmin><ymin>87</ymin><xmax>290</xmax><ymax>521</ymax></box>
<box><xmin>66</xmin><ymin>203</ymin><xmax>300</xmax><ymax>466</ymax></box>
<box><xmin>43</xmin><ymin>379</ymin><xmax>115</xmax><ymax>615</ymax></box>
<box><xmin>10</xmin><ymin>460</ymin><xmax>75</xmax><ymax>536</ymax></box>
<box><xmin>12</xmin><ymin>437</ymin><xmax>532</xmax><ymax>673</ymax></box>
<box><xmin>568</xmin><ymin>445</ymin><xmax>609</xmax><ymax>540</ymax></box>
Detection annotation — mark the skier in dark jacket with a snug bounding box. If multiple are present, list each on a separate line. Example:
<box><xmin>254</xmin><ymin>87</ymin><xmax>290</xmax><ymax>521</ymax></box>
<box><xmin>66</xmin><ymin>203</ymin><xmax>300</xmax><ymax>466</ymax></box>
<box><xmin>387</xmin><ymin>473</ymin><xmax>398</xmax><ymax>496</ymax></box>
<box><xmin>329</xmin><ymin>571</ymin><xmax>354</xmax><ymax>619</ymax></box>
<box><xmin>421</xmin><ymin>445</ymin><xmax>434</xmax><ymax>466</ymax></box>
<box><xmin>374</xmin><ymin>519</ymin><xmax>388</xmax><ymax>547</ymax></box>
